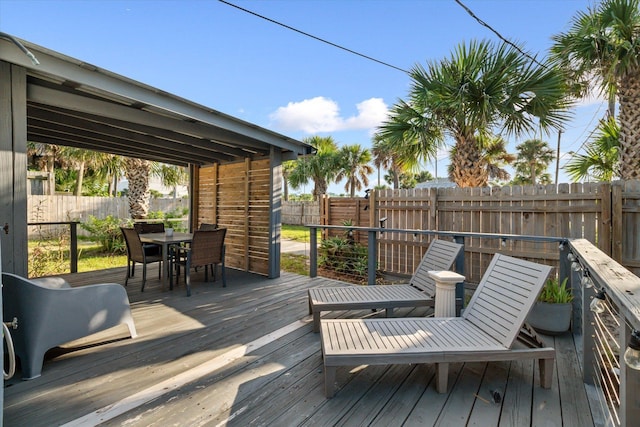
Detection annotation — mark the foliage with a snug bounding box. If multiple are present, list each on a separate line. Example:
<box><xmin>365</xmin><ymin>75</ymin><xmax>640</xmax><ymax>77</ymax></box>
<box><xmin>288</xmin><ymin>136</ymin><xmax>341</xmax><ymax>200</ymax></box>
<box><xmin>551</xmin><ymin>0</ymin><xmax>640</xmax><ymax>180</ymax></box>
<box><xmin>147</xmin><ymin>207</ymin><xmax>189</xmax><ymax>231</ymax></box>
<box><xmin>335</xmin><ymin>144</ymin><xmax>374</xmax><ymax>197</ymax></box>
<box><xmin>318</xmin><ymin>236</ymin><xmax>369</xmax><ymax>279</ymax></box>
<box><xmin>379</xmin><ymin>39</ymin><xmax>570</xmax><ymax>188</ymax></box>
<box><xmin>512</xmin><ymin>139</ymin><xmax>555</xmax><ymax>185</ymax></box>
<box><xmin>538</xmin><ymin>277</ymin><xmax>573</xmax><ymax>304</ymax></box>
<box><xmin>564</xmin><ymin>117</ymin><xmax>619</xmax><ymax>182</ymax></box>
<box><xmin>28</xmin><ymin>229</ymin><xmax>70</xmax><ymax>278</ymax></box>
<box><xmin>80</xmin><ymin>215</ymin><xmax>127</xmax><ymax>253</ymax></box>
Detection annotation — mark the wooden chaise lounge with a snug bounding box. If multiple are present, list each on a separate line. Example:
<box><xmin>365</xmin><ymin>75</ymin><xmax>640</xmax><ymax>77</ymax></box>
<box><xmin>308</xmin><ymin>239</ymin><xmax>463</xmax><ymax>332</ymax></box>
<box><xmin>320</xmin><ymin>253</ymin><xmax>555</xmax><ymax>397</ymax></box>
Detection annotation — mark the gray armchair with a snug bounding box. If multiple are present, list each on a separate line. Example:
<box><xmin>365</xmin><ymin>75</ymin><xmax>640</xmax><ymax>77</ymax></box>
<box><xmin>2</xmin><ymin>272</ymin><xmax>137</xmax><ymax>380</ymax></box>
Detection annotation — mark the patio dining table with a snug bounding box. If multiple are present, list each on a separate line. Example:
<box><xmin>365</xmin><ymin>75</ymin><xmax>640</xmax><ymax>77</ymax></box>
<box><xmin>139</xmin><ymin>232</ymin><xmax>193</xmax><ymax>289</ymax></box>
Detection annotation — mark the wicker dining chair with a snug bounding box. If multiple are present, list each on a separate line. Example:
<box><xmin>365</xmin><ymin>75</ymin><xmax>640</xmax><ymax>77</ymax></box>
<box><xmin>133</xmin><ymin>222</ymin><xmax>165</xmax><ymax>255</ymax></box>
<box><xmin>120</xmin><ymin>227</ymin><xmax>163</xmax><ymax>292</ymax></box>
<box><xmin>170</xmin><ymin>228</ymin><xmax>227</xmax><ymax>296</ymax></box>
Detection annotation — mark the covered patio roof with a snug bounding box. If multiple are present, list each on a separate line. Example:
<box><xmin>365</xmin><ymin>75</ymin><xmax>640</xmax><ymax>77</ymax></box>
<box><xmin>0</xmin><ymin>35</ymin><xmax>312</xmax><ymax>167</ymax></box>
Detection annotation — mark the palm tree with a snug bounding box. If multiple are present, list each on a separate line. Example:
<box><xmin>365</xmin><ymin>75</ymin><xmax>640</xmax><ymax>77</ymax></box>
<box><xmin>335</xmin><ymin>144</ymin><xmax>374</xmax><ymax>197</ymax></box>
<box><xmin>124</xmin><ymin>157</ymin><xmax>152</xmax><ymax>219</ymax></box>
<box><xmin>371</xmin><ymin>133</ymin><xmax>418</xmax><ymax>190</ymax></box>
<box><xmin>565</xmin><ymin>117</ymin><xmax>619</xmax><ymax>182</ymax></box>
<box><xmin>379</xmin><ymin>39</ymin><xmax>571</xmax><ymax>188</ymax></box>
<box><xmin>551</xmin><ymin>0</ymin><xmax>640</xmax><ymax>179</ymax></box>
<box><xmin>447</xmin><ymin>134</ymin><xmax>516</xmax><ymax>186</ymax></box>
<box><xmin>151</xmin><ymin>163</ymin><xmax>189</xmax><ymax>198</ymax></box>
<box><xmin>513</xmin><ymin>139</ymin><xmax>555</xmax><ymax>185</ymax></box>
<box><xmin>287</xmin><ymin>136</ymin><xmax>340</xmax><ymax>200</ymax></box>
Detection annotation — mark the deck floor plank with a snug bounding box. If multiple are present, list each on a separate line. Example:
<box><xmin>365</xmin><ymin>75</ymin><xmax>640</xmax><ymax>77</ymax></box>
<box><xmin>3</xmin><ymin>267</ymin><xmax>597</xmax><ymax>426</ymax></box>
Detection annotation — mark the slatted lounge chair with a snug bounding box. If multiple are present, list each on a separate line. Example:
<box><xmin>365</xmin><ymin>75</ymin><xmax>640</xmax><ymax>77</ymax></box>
<box><xmin>308</xmin><ymin>239</ymin><xmax>463</xmax><ymax>332</ymax></box>
<box><xmin>320</xmin><ymin>253</ymin><xmax>554</xmax><ymax>397</ymax></box>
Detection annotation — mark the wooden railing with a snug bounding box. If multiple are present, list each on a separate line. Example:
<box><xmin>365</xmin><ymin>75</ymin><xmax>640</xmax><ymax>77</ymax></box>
<box><xmin>568</xmin><ymin>239</ymin><xmax>640</xmax><ymax>426</ymax></box>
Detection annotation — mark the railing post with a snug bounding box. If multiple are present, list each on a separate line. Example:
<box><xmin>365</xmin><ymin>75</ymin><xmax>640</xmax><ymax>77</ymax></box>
<box><xmin>453</xmin><ymin>235</ymin><xmax>465</xmax><ymax>308</ymax></box>
<box><xmin>70</xmin><ymin>222</ymin><xmax>78</xmax><ymax>273</ymax></box>
<box><xmin>309</xmin><ymin>226</ymin><xmax>317</xmax><ymax>278</ymax></box>
<box><xmin>368</xmin><ymin>230</ymin><xmax>377</xmax><ymax>286</ymax></box>
<box><xmin>560</xmin><ymin>241</ymin><xmax>580</xmax><ymax>334</ymax></box>
<box><xmin>620</xmin><ymin>318</ymin><xmax>640</xmax><ymax>426</ymax></box>
<box><xmin>581</xmin><ymin>278</ymin><xmax>596</xmax><ymax>385</ymax></box>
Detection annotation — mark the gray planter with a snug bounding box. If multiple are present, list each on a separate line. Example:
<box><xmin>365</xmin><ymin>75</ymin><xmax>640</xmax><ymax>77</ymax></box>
<box><xmin>526</xmin><ymin>301</ymin><xmax>572</xmax><ymax>335</ymax></box>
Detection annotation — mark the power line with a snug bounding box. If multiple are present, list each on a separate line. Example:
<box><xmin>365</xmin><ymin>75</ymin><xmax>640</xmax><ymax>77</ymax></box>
<box><xmin>453</xmin><ymin>0</ymin><xmax>548</xmax><ymax>69</ymax></box>
<box><xmin>218</xmin><ymin>0</ymin><xmax>409</xmax><ymax>74</ymax></box>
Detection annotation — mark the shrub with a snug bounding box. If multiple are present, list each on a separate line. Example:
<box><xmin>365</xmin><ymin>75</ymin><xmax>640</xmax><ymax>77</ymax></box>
<box><xmin>80</xmin><ymin>215</ymin><xmax>127</xmax><ymax>253</ymax></box>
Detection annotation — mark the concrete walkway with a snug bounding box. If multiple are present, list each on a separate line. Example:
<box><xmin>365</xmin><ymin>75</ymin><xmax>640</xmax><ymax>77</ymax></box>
<box><xmin>281</xmin><ymin>239</ymin><xmax>313</xmax><ymax>255</ymax></box>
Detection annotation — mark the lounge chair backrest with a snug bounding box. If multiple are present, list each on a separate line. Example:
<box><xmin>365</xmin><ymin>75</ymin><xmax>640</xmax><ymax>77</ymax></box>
<box><xmin>409</xmin><ymin>239</ymin><xmax>463</xmax><ymax>296</ymax></box>
<box><xmin>462</xmin><ymin>253</ymin><xmax>552</xmax><ymax>348</ymax></box>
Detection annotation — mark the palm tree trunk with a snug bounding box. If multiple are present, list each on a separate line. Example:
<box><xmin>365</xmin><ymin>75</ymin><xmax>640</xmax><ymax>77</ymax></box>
<box><xmin>124</xmin><ymin>158</ymin><xmax>151</xmax><ymax>219</ymax></box>
<box><xmin>450</xmin><ymin>135</ymin><xmax>487</xmax><ymax>187</ymax></box>
<box><xmin>617</xmin><ymin>72</ymin><xmax>640</xmax><ymax>180</ymax></box>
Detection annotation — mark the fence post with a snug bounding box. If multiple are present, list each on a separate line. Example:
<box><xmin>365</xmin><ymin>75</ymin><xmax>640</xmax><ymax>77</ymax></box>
<box><xmin>309</xmin><ymin>226</ymin><xmax>317</xmax><ymax>278</ymax></box>
<box><xmin>368</xmin><ymin>230</ymin><xmax>377</xmax><ymax>286</ymax></box>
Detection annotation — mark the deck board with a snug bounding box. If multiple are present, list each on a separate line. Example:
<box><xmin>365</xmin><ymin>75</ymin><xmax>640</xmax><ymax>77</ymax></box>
<box><xmin>3</xmin><ymin>267</ymin><xmax>597</xmax><ymax>426</ymax></box>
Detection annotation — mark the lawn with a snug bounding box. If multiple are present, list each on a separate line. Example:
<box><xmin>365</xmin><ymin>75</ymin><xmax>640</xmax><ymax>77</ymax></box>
<box><xmin>28</xmin><ymin>224</ymin><xmax>313</xmax><ymax>277</ymax></box>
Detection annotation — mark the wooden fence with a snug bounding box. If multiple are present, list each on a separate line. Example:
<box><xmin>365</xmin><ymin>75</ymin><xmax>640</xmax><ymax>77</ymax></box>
<box><xmin>27</xmin><ymin>195</ymin><xmax>189</xmax><ymax>237</ymax></box>
<box><xmin>281</xmin><ymin>201</ymin><xmax>320</xmax><ymax>225</ymax></box>
<box><xmin>320</xmin><ymin>181</ymin><xmax>640</xmax><ymax>282</ymax></box>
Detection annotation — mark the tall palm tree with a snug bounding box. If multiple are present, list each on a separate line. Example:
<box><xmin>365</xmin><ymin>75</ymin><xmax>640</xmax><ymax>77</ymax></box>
<box><xmin>448</xmin><ymin>134</ymin><xmax>516</xmax><ymax>186</ymax></box>
<box><xmin>565</xmin><ymin>117</ymin><xmax>619</xmax><ymax>182</ymax></box>
<box><xmin>336</xmin><ymin>144</ymin><xmax>374</xmax><ymax>197</ymax></box>
<box><xmin>151</xmin><ymin>163</ymin><xmax>189</xmax><ymax>198</ymax></box>
<box><xmin>124</xmin><ymin>157</ymin><xmax>151</xmax><ymax>219</ymax></box>
<box><xmin>379</xmin><ymin>39</ymin><xmax>571</xmax><ymax>188</ymax></box>
<box><xmin>287</xmin><ymin>136</ymin><xmax>340</xmax><ymax>200</ymax></box>
<box><xmin>551</xmin><ymin>0</ymin><xmax>640</xmax><ymax>179</ymax></box>
<box><xmin>513</xmin><ymin>139</ymin><xmax>556</xmax><ymax>185</ymax></box>
<box><xmin>371</xmin><ymin>133</ymin><xmax>418</xmax><ymax>190</ymax></box>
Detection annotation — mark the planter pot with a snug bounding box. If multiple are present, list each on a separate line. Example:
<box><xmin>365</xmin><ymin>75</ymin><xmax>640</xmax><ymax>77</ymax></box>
<box><xmin>527</xmin><ymin>301</ymin><xmax>572</xmax><ymax>335</ymax></box>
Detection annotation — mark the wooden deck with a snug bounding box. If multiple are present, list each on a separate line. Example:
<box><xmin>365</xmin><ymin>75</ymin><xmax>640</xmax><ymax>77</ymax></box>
<box><xmin>4</xmin><ymin>266</ymin><xmax>596</xmax><ymax>426</ymax></box>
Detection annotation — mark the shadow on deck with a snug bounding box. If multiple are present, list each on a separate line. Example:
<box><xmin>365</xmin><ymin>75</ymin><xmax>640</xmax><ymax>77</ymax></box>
<box><xmin>3</xmin><ymin>266</ymin><xmax>595</xmax><ymax>426</ymax></box>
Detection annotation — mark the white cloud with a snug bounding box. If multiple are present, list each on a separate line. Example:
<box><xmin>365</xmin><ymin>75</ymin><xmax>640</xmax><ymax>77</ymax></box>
<box><xmin>269</xmin><ymin>96</ymin><xmax>388</xmax><ymax>134</ymax></box>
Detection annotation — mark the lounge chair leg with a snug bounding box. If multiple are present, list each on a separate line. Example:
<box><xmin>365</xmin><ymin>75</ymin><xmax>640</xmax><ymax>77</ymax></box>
<box><xmin>325</xmin><ymin>365</ymin><xmax>337</xmax><ymax>398</ymax></box>
<box><xmin>313</xmin><ymin>312</ymin><xmax>321</xmax><ymax>333</ymax></box>
<box><xmin>539</xmin><ymin>358</ymin><xmax>554</xmax><ymax>389</ymax></box>
<box><xmin>435</xmin><ymin>362</ymin><xmax>449</xmax><ymax>393</ymax></box>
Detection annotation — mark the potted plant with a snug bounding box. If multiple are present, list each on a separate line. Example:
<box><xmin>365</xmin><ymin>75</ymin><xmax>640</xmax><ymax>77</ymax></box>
<box><xmin>527</xmin><ymin>277</ymin><xmax>573</xmax><ymax>335</ymax></box>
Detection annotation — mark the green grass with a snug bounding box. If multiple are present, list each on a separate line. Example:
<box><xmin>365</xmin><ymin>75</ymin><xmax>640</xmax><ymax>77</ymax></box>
<box><xmin>29</xmin><ymin>226</ymin><xmax>315</xmax><ymax>277</ymax></box>
<box><xmin>281</xmin><ymin>253</ymin><xmax>309</xmax><ymax>275</ymax></box>
<box><xmin>282</xmin><ymin>225</ymin><xmax>319</xmax><ymax>242</ymax></box>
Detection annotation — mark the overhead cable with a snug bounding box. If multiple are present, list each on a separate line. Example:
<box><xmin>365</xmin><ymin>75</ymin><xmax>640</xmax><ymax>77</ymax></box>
<box><xmin>218</xmin><ymin>0</ymin><xmax>409</xmax><ymax>73</ymax></box>
<box><xmin>453</xmin><ymin>0</ymin><xmax>547</xmax><ymax>68</ymax></box>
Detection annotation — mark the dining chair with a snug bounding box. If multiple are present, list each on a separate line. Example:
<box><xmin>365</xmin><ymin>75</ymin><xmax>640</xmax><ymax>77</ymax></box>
<box><xmin>198</xmin><ymin>223</ymin><xmax>217</xmax><ymax>231</ymax></box>
<box><xmin>120</xmin><ymin>227</ymin><xmax>163</xmax><ymax>291</ymax></box>
<box><xmin>133</xmin><ymin>222</ymin><xmax>165</xmax><ymax>255</ymax></box>
<box><xmin>170</xmin><ymin>228</ymin><xmax>227</xmax><ymax>296</ymax></box>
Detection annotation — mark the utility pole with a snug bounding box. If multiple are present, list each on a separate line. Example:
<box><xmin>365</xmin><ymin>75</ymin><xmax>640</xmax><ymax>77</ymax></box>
<box><xmin>555</xmin><ymin>130</ymin><xmax>562</xmax><ymax>184</ymax></box>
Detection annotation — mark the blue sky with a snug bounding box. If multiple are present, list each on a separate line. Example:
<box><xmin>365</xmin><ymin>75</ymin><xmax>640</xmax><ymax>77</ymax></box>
<box><xmin>1</xmin><ymin>0</ymin><xmax>604</xmax><ymax>194</ymax></box>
